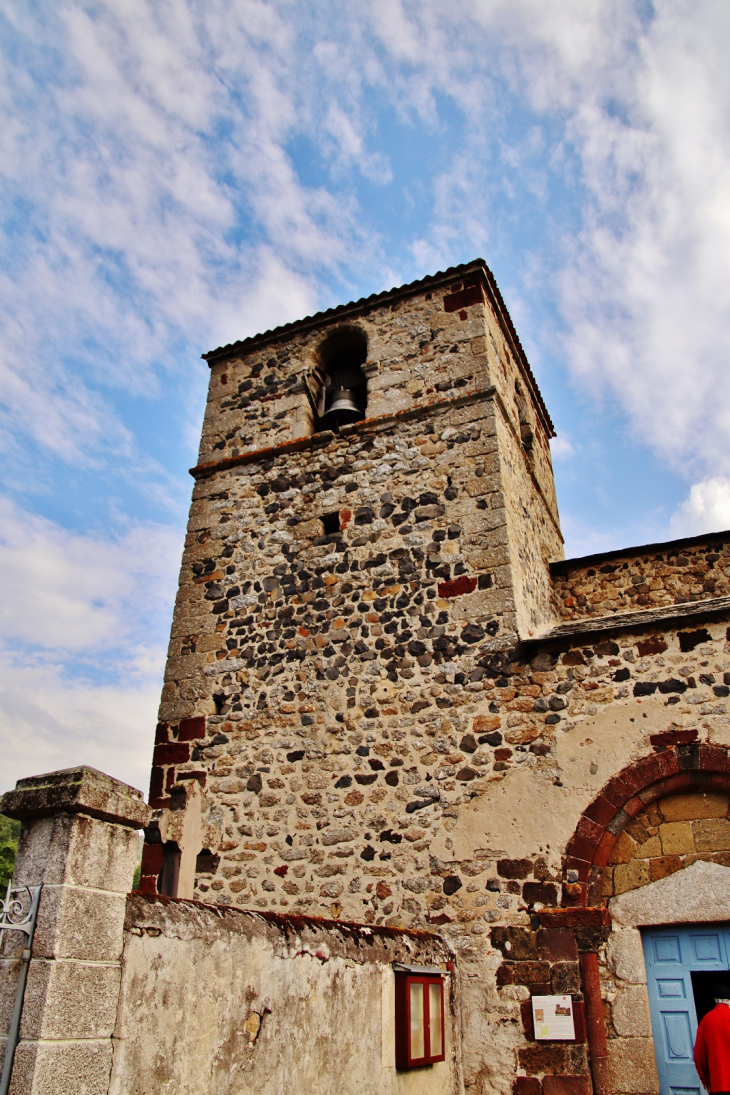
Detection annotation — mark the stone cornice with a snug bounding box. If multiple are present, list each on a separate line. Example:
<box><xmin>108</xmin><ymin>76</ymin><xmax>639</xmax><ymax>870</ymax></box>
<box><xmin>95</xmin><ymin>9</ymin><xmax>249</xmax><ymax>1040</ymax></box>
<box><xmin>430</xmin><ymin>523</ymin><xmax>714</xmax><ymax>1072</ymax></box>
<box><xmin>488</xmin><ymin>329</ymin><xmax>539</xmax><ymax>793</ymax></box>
<box><xmin>190</xmin><ymin>385</ymin><xmax>498</xmax><ymax>479</ymax></box>
<box><xmin>522</xmin><ymin>594</ymin><xmax>730</xmax><ymax>647</ymax></box>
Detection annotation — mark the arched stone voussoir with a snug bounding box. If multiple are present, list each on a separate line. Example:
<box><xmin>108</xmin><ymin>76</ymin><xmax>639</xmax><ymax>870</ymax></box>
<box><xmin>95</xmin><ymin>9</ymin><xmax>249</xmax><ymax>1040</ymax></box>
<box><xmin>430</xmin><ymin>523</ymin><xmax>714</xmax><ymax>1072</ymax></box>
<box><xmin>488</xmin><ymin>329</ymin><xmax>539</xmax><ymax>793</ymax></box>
<box><xmin>562</xmin><ymin>743</ymin><xmax>730</xmax><ymax>905</ymax></box>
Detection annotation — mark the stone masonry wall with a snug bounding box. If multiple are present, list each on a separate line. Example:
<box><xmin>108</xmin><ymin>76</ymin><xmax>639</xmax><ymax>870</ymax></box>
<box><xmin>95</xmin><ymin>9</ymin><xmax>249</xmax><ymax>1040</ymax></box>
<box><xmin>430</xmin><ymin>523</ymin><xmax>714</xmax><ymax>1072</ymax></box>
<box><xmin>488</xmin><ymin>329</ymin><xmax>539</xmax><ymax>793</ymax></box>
<box><xmin>550</xmin><ymin>533</ymin><xmax>730</xmax><ymax>623</ymax></box>
<box><xmin>151</xmin><ymin>395</ymin><xmax>534</xmax><ymax>901</ymax></box>
<box><xmin>146</xmin><ymin>578</ymin><xmax>730</xmax><ymax>1092</ymax></box>
<box><xmin>196</xmin><ymin>265</ymin><xmax>555</xmax><ymax>494</ymax></box>
<box><xmin>197</xmin><ymin>275</ymin><xmax>494</xmax><ymax>459</ymax></box>
<box><xmin>494</xmin><ymin>402</ymin><xmax>561</xmax><ymax>638</ymax></box>
<box><xmin>601</xmin><ymin>926</ymin><xmax>659</xmax><ymax>1095</ymax></box>
<box><xmin>143</xmin><ymin>261</ymin><xmax>730</xmax><ymax>1095</ymax></box>
<box><xmin>493</xmin><ymin>911</ymin><xmax>601</xmax><ymax>1095</ymax></box>
<box><xmin>152</xmin><ymin>606</ymin><xmax>730</xmax><ymax>917</ymax></box>
<box><xmin>197</xmin><ymin>275</ymin><xmax>496</xmax><ymax>464</ymax></box>
<box><xmin>110</xmin><ymin>893</ymin><xmax>459</xmax><ymax>1095</ymax></box>
<box><xmin>195</xmin><ymin>265</ymin><xmax>562</xmax><ymax>640</ymax></box>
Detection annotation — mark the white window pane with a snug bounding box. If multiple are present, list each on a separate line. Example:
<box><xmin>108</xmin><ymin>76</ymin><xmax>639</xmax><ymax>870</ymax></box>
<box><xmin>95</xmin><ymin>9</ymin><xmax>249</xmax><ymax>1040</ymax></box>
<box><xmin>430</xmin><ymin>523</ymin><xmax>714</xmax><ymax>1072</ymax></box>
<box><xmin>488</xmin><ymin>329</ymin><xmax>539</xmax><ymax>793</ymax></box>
<box><xmin>410</xmin><ymin>982</ymin><xmax>425</xmax><ymax>1059</ymax></box>
<box><xmin>429</xmin><ymin>982</ymin><xmax>443</xmax><ymax>1057</ymax></box>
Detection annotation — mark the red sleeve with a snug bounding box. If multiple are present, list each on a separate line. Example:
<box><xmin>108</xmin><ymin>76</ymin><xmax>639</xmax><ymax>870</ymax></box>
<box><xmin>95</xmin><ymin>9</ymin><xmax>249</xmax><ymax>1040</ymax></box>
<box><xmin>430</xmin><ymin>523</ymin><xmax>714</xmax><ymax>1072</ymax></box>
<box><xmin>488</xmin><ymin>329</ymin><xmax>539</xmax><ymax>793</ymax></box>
<box><xmin>694</xmin><ymin>1017</ymin><xmax>710</xmax><ymax>1090</ymax></box>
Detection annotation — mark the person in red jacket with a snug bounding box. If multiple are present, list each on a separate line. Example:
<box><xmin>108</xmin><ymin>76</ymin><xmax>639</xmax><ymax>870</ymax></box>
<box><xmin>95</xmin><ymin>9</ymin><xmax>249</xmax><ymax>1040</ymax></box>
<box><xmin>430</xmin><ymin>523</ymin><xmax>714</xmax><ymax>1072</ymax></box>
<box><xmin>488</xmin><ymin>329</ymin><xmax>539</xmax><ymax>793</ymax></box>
<box><xmin>694</xmin><ymin>984</ymin><xmax>730</xmax><ymax>1094</ymax></box>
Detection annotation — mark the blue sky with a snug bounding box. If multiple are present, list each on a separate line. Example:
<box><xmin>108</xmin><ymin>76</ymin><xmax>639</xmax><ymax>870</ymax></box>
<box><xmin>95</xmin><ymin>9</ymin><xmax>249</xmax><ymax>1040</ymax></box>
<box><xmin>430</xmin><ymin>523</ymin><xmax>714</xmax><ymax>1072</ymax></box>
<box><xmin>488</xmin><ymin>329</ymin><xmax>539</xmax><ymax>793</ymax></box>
<box><xmin>2</xmin><ymin>0</ymin><xmax>730</xmax><ymax>793</ymax></box>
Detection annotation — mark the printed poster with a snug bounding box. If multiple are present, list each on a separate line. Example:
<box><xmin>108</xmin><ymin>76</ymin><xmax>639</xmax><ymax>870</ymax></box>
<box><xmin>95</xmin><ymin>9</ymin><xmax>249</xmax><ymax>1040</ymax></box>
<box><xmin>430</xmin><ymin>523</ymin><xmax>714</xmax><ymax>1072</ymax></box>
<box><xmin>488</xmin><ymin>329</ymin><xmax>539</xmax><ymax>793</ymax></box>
<box><xmin>531</xmin><ymin>995</ymin><xmax>575</xmax><ymax>1041</ymax></box>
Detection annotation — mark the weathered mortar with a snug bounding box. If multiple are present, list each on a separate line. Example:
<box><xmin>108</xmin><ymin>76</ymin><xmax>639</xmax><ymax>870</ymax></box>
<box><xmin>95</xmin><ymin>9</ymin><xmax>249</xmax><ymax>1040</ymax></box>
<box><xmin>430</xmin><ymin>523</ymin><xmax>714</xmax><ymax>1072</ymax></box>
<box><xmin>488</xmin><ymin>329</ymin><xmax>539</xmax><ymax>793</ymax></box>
<box><xmin>5</xmin><ymin>266</ymin><xmax>730</xmax><ymax>1095</ymax></box>
<box><xmin>146</xmin><ymin>259</ymin><xmax>564</xmax><ymax>907</ymax></box>
<box><xmin>0</xmin><ymin>767</ymin><xmax>149</xmax><ymax>1095</ymax></box>
<box><xmin>604</xmin><ymin>788</ymin><xmax>730</xmax><ymax>896</ymax></box>
<box><xmin>149</xmin><ymin>476</ymin><xmax>730</xmax><ymax>929</ymax></box>
<box><xmin>148</xmin><ymin>590</ymin><xmax>730</xmax><ymax>1093</ymax></box>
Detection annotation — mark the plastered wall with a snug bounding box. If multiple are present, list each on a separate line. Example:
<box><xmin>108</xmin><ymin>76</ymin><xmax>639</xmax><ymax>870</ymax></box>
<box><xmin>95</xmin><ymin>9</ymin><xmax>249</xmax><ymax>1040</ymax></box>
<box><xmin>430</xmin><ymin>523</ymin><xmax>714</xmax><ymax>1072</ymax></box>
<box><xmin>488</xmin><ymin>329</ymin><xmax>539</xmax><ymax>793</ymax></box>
<box><xmin>110</xmin><ymin>894</ymin><xmax>460</xmax><ymax>1095</ymax></box>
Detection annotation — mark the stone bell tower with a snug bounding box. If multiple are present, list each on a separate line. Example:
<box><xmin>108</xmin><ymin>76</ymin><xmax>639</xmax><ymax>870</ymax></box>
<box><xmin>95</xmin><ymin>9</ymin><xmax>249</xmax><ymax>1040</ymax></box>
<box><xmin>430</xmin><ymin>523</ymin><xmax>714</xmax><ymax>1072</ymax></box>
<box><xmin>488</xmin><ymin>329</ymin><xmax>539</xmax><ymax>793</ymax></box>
<box><xmin>140</xmin><ymin>259</ymin><xmax>564</xmax><ymax>921</ymax></box>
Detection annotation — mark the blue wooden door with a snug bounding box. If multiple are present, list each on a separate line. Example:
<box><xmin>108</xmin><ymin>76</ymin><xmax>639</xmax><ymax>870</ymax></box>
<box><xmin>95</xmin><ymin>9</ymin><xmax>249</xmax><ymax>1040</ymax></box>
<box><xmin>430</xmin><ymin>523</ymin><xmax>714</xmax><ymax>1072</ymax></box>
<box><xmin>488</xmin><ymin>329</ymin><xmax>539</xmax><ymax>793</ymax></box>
<box><xmin>642</xmin><ymin>924</ymin><xmax>730</xmax><ymax>1095</ymax></box>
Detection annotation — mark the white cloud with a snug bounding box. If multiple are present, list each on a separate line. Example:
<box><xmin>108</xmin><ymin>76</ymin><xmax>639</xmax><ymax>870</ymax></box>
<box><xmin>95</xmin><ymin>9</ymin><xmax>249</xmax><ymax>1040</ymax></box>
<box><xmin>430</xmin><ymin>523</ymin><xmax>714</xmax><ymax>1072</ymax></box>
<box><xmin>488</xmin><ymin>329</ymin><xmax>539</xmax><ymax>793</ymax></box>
<box><xmin>359</xmin><ymin>1</ymin><xmax>730</xmax><ymax>495</ymax></box>
<box><xmin>670</xmin><ymin>477</ymin><xmax>730</xmax><ymax>539</ymax></box>
<box><xmin>550</xmin><ymin>434</ymin><xmax>575</xmax><ymax>461</ymax></box>
<box><xmin>533</xmin><ymin>2</ymin><xmax>730</xmax><ymax>481</ymax></box>
<box><xmin>0</xmin><ymin>658</ymin><xmax>158</xmax><ymax>796</ymax></box>
<box><xmin>4</xmin><ymin>1</ymin><xmax>729</xmax><ymax>488</ymax></box>
<box><xmin>0</xmin><ymin>2</ymin><xmax>400</xmax><ymax>794</ymax></box>
<box><xmin>361</xmin><ymin>4</ymin><xmax>730</xmax><ymax>467</ymax></box>
<box><xmin>4</xmin><ymin>0</ymin><xmax>730</xmax><ymax>793</ymax></box>
<box><xmin>0</xmin><ymin>498</ymin><xmax>179</xmax><ymax>651</ymax></box>
<box><xmin>0</xmin><ymin>497</ymin><xmax>181</xmax><ymax>793</ymax></box>
<box><xmin>0</xmin><ymin>0</ymin><xmax>379</xmax><ymax>473</ymax></box>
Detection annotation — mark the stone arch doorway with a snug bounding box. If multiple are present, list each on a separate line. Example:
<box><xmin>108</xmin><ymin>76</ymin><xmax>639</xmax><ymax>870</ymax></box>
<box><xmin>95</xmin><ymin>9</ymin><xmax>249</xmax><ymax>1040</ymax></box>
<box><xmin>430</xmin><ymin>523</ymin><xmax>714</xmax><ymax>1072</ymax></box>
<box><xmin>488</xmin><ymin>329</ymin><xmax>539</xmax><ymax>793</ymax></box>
<box><xmin>560</xmin><ymin>741</ymin><xmax>730</xmax><ymax>1095</ymax></box>
<box><xmin>606</xmin><ymin>799</ymin><xmax>730</xmax><ymax>1095</ymax></box>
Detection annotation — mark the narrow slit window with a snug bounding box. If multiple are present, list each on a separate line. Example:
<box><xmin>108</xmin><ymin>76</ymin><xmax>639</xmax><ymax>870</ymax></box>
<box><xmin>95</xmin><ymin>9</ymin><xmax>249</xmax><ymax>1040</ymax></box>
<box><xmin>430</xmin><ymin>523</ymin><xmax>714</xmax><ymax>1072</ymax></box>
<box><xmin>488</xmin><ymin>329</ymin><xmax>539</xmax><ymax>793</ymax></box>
<box><xmin>395</xmin><ymin>970</ymin><xmax>445</xmax><ymax>1069</ymax></box>
<box><xmin>158</xmin><ymin>840</ymin><xmax>181</xmax><ymax>897</ymax></box>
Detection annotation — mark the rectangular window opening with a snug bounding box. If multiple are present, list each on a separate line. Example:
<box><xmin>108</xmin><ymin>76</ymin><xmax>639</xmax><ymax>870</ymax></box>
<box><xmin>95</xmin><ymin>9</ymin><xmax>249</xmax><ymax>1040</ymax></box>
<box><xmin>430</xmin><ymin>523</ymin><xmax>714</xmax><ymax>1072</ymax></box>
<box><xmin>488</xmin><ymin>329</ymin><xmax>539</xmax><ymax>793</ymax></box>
<box><xmin>429</xmin><ymin>982</ymin><xmax>443</xmax><ymax>1057</ymax></box>
<box><xmin>321</xmin><ymin>511</ymin><xmax>340</xmax><ymax>536</ymax></box>
<box><xmin>395</xmin><ymin>971</ymin><xmax>445</xmax><ymax>1069</ymax></box>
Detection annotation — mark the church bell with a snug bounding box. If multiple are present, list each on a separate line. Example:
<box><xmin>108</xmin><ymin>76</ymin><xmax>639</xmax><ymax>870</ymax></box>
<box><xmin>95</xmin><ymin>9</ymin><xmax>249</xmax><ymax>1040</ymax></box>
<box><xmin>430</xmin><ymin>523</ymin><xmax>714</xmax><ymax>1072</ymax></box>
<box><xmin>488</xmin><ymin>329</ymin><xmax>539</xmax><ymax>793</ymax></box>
<box><xmin>321</xmin><ymin>388</ymin><xmax>363</xmax><ymax>428</ymax></box>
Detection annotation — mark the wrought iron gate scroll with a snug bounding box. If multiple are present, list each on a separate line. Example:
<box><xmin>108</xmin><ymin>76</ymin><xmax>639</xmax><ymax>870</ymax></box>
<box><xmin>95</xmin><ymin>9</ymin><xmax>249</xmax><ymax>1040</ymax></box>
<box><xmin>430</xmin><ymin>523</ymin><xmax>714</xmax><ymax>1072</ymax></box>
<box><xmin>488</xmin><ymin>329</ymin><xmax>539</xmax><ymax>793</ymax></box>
<box><xmin>0</xmin><ymin>885</ymin><xmax>41</xmax><ymax>1095</ymax></box>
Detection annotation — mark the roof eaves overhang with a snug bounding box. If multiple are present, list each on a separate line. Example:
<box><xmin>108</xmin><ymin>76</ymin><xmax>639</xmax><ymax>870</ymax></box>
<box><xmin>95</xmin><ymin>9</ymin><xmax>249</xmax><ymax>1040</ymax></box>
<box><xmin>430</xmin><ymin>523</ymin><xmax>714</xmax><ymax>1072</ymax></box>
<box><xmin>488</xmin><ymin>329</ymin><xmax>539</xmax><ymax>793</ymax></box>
<box><xmin>550</xmin><ymin>528</ymin><xmax>730</xmax><ymax>575</ymax></box>
<box><xmin>520</xmin><ymin>593</ymin><xmax>730</xmax><ymax>651</ymax></box>
<box><xmin>202</xmin><ymin>258</ymin><xmax>555</xmax><ymax>437</ymax></box>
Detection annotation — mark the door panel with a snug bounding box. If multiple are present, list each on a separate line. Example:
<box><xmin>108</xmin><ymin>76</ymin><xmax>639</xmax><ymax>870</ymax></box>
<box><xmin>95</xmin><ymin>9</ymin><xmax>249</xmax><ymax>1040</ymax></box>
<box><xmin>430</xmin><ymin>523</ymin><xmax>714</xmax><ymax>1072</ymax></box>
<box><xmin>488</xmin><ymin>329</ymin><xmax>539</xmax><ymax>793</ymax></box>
<box><xmin>653</xmin><ymin>935</ymin><xmax>682</xmax><ymax>963</ymax></box>
<box><xmin>689</xmin><ymin>933</ymin><xmax>724</xmax><ymax>964</ymax></box>
<box><xmin>662</xmin><ymin>1011</ymin><xmax>692</xmax><ymax>1060</ymax></box>
<box><xmin>657</xmin><ymin>979</ymin><xmax>687</xmax><ymax>998</ymax></box>
<box><xmin>642</xmin><ymin>924</ymin><xmax>730</xmax><ymax>1095</ymax></box>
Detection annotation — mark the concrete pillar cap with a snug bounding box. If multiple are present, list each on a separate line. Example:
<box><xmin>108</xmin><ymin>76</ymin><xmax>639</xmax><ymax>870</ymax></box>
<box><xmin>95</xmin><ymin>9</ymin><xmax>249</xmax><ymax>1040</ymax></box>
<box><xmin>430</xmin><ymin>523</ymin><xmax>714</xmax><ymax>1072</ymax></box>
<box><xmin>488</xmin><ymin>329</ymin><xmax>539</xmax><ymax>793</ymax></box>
<box><xmin>1</xmin><ymin>766</ymin><xmax>151</xmax><ymax>829</ymax></box>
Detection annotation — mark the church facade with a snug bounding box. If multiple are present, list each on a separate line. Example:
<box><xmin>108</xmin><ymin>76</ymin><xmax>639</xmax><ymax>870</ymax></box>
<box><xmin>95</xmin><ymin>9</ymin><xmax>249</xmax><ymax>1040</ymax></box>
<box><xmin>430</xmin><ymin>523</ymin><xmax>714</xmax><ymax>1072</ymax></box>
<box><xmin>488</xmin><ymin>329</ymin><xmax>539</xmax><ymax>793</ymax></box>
<box><xmin>139</xmin><ymin>257</ymin><xmax>730</xmax><ymax>1095</ymax></box>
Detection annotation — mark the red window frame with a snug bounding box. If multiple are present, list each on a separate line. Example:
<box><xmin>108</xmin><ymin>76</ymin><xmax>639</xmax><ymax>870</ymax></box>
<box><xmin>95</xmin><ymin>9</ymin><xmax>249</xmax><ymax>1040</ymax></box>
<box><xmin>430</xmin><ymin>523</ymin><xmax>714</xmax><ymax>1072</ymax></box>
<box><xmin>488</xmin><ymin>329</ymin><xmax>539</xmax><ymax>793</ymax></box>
<box><xmin>395</xmin><ymin>972</ymin><xmax>445</xmax><ymax>1069</ymax></box>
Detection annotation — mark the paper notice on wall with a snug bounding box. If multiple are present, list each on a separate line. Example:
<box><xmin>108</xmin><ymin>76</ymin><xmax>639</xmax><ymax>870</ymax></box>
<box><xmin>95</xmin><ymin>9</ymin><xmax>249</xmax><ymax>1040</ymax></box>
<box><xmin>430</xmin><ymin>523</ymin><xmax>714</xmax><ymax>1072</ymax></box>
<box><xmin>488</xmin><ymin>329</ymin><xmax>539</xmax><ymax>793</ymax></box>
<box><xmin>531</xmin><ymin>995</ymin><xmax>575</xmax><ymax>1041</ymax></box>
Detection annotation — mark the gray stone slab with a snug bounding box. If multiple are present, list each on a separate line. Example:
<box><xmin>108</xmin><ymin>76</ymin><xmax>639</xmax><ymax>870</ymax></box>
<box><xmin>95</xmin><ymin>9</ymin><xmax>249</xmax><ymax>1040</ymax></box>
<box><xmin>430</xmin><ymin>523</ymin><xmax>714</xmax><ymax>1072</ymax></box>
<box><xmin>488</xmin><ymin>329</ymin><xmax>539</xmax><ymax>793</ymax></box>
<box><xmin>610</xmin><ymin>859</ymin><xmax>730</xmax><ymax>927</ymax></box>
<box><xmin>1</xmin><ymin>767</ymin><xmax>149</xmax><ymax>830</ymax></box>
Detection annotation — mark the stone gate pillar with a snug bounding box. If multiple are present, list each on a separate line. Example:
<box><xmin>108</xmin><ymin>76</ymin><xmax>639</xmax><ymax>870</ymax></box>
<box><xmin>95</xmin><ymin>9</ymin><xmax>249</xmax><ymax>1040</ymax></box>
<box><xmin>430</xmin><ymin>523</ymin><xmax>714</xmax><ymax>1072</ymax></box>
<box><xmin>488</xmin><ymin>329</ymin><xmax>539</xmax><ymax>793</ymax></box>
<box><xmin>0</xmin><ymin>767</ymin><xmax>149</xmax><ymax>1095</ymax></box>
